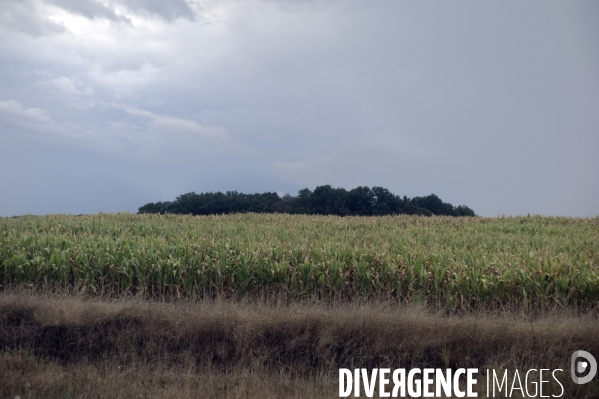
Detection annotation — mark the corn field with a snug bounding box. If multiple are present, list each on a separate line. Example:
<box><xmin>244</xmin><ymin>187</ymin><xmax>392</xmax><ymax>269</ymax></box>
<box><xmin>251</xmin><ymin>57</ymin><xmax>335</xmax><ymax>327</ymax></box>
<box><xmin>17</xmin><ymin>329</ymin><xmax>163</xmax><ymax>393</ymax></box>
<box><xmin>1</xmin><ymin>213</ymin><xmax>598</xmax><ymax>310</ymax></box>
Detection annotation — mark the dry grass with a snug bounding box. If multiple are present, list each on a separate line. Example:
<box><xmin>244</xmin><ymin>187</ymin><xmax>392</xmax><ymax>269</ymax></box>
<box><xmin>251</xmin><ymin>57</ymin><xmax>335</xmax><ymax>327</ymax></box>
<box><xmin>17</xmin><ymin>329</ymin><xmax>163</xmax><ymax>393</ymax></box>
<box><xmin>1</xmin><ymin>291</ymin><xmax>598</xmax><ymax>398</ymax></box>
<box><xmin>0</xmin><ymin>353</ymin><xmax>338</xmax><ymax>399</ymax></box>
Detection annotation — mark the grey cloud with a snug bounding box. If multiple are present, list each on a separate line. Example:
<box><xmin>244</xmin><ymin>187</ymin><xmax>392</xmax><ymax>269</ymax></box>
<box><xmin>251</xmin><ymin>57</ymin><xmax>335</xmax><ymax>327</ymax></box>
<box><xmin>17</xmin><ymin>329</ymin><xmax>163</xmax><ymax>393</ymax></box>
<box><xmin>0</xmin><ymin>97</ymin><xmax>242</xmax><ymax>157</ymax></box>
<box><xmin>32</xmin><ymin>0</ymin><xmax>195</xmax><ymax>25</ymax></box>
<box><xmin>107</xmin><ymin>103</ymin><xmax>236</xmax><ymax>143</ymax></box>
<box><xmin>117</xmin><ymin>0</ymin><xmax>196</xmax><ymax>21</ymax></box>
<box><xmin>0</xmin><ymin>99</ymin><xmax>120</xmax><ymax>153</ymax></box>
<box><xmin>271</xmin><ymin>141</ymin><xmax>449</xmax><ymax>197</ymax></box>
<box><xmin>46</xmin><ymin>0</ymin><xmax>127</xmax><ymax>22</ymax></box>
<box><xmin>0</xmin><ymin>99</ymin><xmax>55</xmax><ymax>135</ymax></box>
<box><xmin>0</xmin><ymin>1</ymin><xmax>597</xmax><ymax>217</ymax></box>
<box><xmin>0</xmin><ymin>0</ymin><xmax>65</xmax><ymax>36</ymax></box>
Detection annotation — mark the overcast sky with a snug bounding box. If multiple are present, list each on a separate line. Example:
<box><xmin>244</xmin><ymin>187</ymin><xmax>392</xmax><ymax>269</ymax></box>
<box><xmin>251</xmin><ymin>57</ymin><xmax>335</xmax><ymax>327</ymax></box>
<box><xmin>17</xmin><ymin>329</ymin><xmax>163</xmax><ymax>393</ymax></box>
<box><xmin>1</xmin><ymin>0</ymin><xmax>598</xmax><ymax>217</ymax></box>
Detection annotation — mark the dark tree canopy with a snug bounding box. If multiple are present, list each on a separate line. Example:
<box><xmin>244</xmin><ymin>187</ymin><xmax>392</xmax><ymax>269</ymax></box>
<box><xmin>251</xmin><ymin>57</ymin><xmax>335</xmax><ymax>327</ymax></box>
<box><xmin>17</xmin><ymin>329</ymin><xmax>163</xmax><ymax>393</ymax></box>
<box><xmin>138</xmin><ymin>186</ymin><xmax>476</xmax><ymax>217</ymax></box>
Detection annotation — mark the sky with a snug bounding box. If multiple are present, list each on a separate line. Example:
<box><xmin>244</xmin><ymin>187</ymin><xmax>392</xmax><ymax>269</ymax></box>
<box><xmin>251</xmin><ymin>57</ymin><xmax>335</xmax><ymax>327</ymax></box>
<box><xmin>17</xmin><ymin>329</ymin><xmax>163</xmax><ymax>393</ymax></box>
<box><xmin>1</xmin><ymin>0</ymin><xmax>598</xmax><ymax>217</ymax></box>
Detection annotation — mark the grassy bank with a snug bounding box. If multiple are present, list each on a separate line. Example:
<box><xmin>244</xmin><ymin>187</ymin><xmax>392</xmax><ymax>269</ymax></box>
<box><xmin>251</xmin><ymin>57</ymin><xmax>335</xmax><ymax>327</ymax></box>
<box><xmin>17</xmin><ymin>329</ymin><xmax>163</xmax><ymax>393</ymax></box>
<box><xmin>1</xmin><ymin>292</ymin><xmax>598</xmax><ymax>398</ymax></box>
<box><xmin>1</xmin><ymin>213</ymin><xmax>598</xmax><ymax>310</ymax></box>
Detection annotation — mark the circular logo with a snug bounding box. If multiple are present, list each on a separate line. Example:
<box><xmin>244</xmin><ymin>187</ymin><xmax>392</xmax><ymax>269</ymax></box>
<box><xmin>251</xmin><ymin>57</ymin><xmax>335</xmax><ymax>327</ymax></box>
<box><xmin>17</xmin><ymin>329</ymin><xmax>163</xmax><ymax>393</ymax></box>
<box><xmin>571</xmin><ymin>350</ymin><xmax>597</xmax><ymax>384</ymax></box>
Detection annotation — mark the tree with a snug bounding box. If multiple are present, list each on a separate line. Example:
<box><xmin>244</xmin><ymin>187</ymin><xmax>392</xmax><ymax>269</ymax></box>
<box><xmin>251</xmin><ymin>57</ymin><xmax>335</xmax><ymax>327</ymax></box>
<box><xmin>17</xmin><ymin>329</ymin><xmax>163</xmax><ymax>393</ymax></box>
<box><xmin>348</xmin><ymin>186</ymin><xmax>374</xmax><ymax>216</ymax></box>
<box><xmin>371</xmin><ymin>186</ymin><xmax>402</xmax><ymax>215</ymax></box>
<box><xmin>137</xmin><ymin>186</ymin><xmax>476</xmax><ymax>217</ymax></box>
<box><xmin>455</xmin><ymin>205</ymin><xmax>476</xmax><ymax>216</ymax></box>
<box><xmin>138</xmin><ymin>201</ymin><xmax>171</xmax><ymax>214</ymax></box>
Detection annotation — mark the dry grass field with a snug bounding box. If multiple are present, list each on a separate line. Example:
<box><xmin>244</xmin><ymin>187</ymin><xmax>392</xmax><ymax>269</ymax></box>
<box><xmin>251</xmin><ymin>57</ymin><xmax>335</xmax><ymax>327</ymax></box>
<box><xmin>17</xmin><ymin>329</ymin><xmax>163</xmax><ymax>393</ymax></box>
<box><xmin>1</xmin><ymin>214</ymin><xmax>598</xmax><ymax>397</ymax></box>
<box><xmin>1</xmin><ymin>292</ymin><xmax>598</xmax><ymax>398</ymax></box>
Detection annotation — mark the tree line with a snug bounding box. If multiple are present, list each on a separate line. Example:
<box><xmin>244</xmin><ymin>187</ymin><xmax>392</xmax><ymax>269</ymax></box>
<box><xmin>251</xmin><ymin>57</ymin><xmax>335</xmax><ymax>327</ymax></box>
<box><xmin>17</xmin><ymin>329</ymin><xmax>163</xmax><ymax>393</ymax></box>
<box><xmin>138</xmin><ymin>185</ymin><xmax>476</xmax><ymax>217</ymax></box>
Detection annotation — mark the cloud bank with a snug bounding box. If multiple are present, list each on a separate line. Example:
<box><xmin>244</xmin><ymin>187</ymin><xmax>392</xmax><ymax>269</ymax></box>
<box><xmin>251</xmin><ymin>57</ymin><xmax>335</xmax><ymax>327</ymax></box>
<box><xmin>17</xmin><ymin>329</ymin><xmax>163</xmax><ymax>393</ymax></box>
<box><xmin>1</xmin><ymin>0</ymin><xmax>598</xmax><ymax>216</ymax></box>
